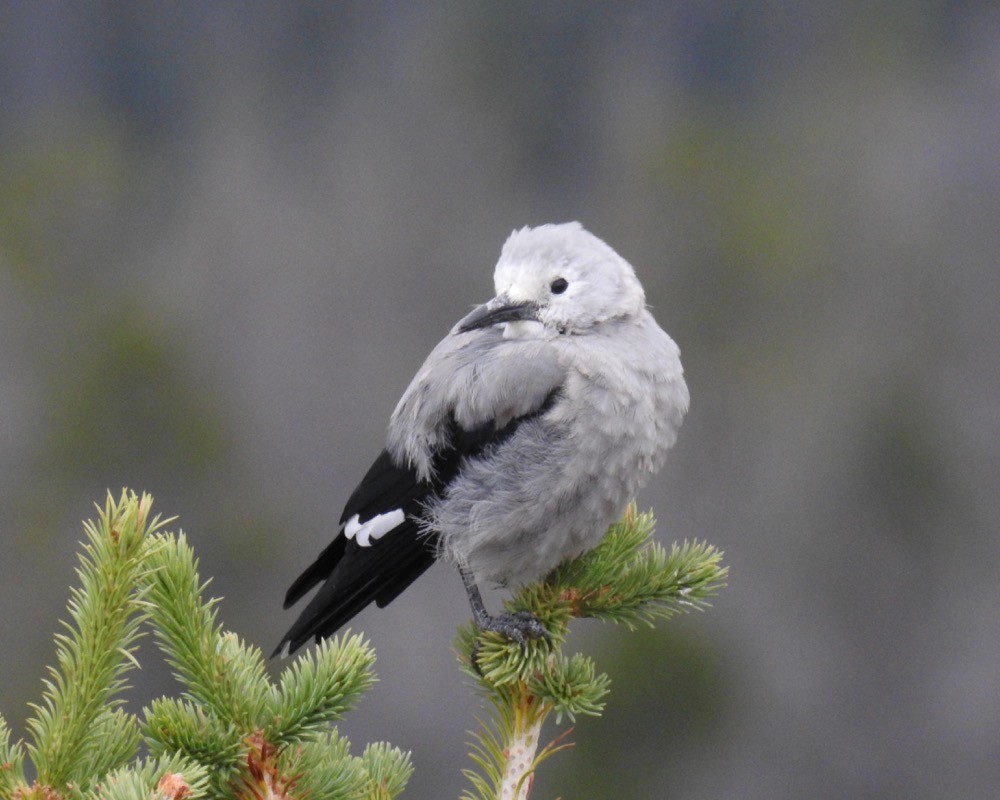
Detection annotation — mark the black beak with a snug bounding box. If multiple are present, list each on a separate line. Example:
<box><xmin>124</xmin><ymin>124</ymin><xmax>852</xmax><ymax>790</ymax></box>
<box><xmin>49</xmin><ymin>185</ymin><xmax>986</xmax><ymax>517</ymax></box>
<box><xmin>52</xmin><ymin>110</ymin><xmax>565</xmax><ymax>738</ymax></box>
<box><xmin>457</xmin><ymin>297</ymin><xmax>540</xmax><ymax>333</ymax></box>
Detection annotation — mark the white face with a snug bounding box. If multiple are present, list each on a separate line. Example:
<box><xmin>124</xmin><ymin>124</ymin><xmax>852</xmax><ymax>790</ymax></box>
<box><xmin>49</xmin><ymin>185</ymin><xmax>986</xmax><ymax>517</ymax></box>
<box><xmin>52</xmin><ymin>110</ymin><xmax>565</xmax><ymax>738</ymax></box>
<box><xmin>493</xmin><ymin>222</ymin><xmax>646</xmax><ymax>334</ymax></box>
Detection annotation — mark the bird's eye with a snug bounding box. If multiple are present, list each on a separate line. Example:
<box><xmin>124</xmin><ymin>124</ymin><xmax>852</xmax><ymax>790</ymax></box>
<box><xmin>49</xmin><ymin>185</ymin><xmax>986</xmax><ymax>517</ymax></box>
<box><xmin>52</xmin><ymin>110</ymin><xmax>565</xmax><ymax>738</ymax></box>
<box><xmin>550</xmin><ymin>278</ymin><xmax>569</xmax><ymax>295</ymax></box>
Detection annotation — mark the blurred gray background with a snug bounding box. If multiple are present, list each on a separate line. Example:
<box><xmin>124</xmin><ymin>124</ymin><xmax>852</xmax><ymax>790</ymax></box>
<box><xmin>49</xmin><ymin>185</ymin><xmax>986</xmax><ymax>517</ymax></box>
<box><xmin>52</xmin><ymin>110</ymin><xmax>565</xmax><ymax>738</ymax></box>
<box><xmin>1</xmin><ymin>3</ymin><xmax>998</xmax><ymax>798</ymax></box>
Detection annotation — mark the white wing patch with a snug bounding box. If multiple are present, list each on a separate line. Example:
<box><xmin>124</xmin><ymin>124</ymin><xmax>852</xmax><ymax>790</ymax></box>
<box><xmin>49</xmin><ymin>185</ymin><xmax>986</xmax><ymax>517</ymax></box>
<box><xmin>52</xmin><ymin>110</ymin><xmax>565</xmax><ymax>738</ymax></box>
<box><xmin>344</xmin><ymin>509</ymin><xmax>405</xmax><ymax>547</ymax></box>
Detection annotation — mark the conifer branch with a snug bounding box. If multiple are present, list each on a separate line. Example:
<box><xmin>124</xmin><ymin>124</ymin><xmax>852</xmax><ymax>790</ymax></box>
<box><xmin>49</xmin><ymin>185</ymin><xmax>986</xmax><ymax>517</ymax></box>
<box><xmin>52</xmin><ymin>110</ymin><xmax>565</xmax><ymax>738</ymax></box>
<box><xmin>266</xmin><ymin>634</ymin><xmax>376</xmax><ymax>746</ymax></box>
<box><xmin>457</xmin><ymin>503</ymin><xmax>727</xmax><ymax>800</ymax></box>
<box><xmin>84</xmin><ymin>754</ymin><xmax>210</xmax><ymax>800</ymax></box>
<box><xmin>0</xmin><ymin>491</ymin><xmax>411</xmax><ymax>800</ymax></box>
<box><xmin>139</xmin><ymin>532</ymin><xmax>271</xmax><ymax>729</ymax></box>
<box><xmin>22</xmin><ymin>491</ymin><xmax>165</xmax><ymax>795</ymax></box>
<box><xmin>0</xmin><ymin>715</ymin><xmax>27</xmax><ymax>795</ymax></box>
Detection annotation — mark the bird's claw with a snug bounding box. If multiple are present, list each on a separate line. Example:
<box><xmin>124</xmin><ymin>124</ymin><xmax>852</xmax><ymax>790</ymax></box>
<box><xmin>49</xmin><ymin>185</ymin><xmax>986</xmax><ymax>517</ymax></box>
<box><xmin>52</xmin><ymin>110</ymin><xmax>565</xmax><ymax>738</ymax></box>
<box><xmin>481</xmin><ymin>610</ymin><xmax>550</xmax><ymax>645</ymax></box>
<box><xmin>470</xmin><ymin>610</ymin><xmax>550</xmax><ymax>676</ymax></box>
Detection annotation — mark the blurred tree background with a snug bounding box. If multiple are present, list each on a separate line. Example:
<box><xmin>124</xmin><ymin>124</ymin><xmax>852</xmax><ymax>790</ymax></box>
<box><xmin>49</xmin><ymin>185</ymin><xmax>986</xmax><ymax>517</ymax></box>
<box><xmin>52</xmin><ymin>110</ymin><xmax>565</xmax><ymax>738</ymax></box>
<box><xmin>1</xmin><ymin>3</ymin><xmax>998</xmax><ymax>798</ymax></box>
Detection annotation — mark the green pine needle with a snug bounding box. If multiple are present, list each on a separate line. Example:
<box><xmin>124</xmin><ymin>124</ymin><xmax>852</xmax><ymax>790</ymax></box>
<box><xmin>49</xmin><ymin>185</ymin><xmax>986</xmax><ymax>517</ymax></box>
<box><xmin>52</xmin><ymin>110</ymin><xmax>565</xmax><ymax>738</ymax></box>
<box><xmin>142</xmin><ymin>697</ymin><xmax>244</xmax><ymax>773</ymax></box>
<box><xmin>0</xmin><ymin>714</ymin><xmax>27</xmax><ymax>794</ymax></box>
<box><xmin>1</xmin><ymin>491</ymin><xmax>412</xmax><ymax>800</ymax></box>
<box><xmin>360</xmin><ymin>742</ymin><xmax>415</xmax><ymax>800</ymax></box>
<box><xmin>140</xmin><ymin>532</ymin><xmax>272</xmax><ymax>729</ymax></box>
<box><xmin>510</xmin><ymin>507</ymin><xmax>727</xmax><ymax>632</ymax></box>
<box><xmin>458</xmin><ymin>505</ymin><xmax>727</xmax><ymax>800</ymax></box>
<box><xmin>274</xmin><ymin>730</ymin><xmax>367</xmax><ymax>799</ymax></box>
<box><xmin>267</xmin><ymin>632</ymin><xmax>377</xmax><ymax>745</ymax></box>
<box><xmin>72</xmin><ymin>708</ymin><xmax>142</xmax><ymax>787</ymax></box>
<box><xmin>460</xmin><ymin>708</ymin><xmax>515</xmax><ymax>800</ymax></box>
<box><xmin>23</xmin><ymin>490</ymin><xmax>163</xmax><ymax>790</ymax></box>
<box><xmin>85</xmin><ymin>754</ymin><xmax>210</xmax><ymax>800</ymax></box>
<box><xmin>527</xmin><ymin>653</ymin><xmax>611</xmax><ymax>724</ymax></box>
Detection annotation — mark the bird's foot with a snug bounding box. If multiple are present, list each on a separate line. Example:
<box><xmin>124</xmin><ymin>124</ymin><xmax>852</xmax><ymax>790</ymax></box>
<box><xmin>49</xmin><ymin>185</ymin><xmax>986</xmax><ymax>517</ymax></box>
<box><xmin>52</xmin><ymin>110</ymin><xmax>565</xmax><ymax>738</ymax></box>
<box><xmin>479</xmin><ymin>609</ymin><xmax>550</xmax><ymax>645</ymax></box>
<box><xmin>477</xmin><ymin>608</ymin><xmax>550</xmax><ymax>648</ymax></box>
<box><xmin>470</xmin><ymin>611</ymin><xmax>550</xmax><ymax>676</ymax></box>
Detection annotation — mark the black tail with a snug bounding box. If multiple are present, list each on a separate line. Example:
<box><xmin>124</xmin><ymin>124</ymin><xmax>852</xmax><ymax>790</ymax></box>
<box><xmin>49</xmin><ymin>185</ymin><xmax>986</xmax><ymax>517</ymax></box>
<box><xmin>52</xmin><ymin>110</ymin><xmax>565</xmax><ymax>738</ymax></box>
<box><xmin>273</xmin><ymin>519</ymin><xmax>436</xmax><ymax>657</ymax></box>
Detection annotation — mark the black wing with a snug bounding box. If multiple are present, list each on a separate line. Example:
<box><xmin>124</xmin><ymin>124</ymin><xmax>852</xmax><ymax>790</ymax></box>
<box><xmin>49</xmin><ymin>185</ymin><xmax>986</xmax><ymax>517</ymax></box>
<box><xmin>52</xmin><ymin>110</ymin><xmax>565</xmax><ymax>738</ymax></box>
<box><xmin>274</xmin><ymin>451</ymin><xmax>436</xmax><ymax>657</ymax></box>
<box><xmin>280</xmin><ymin>449</ymin><xmax>430</xmax><ymax>612</ymax></box>
<box><xmin>274</xmin><ymin>389</ymin><xmax>560</xmax><ymax>657</ymax></box>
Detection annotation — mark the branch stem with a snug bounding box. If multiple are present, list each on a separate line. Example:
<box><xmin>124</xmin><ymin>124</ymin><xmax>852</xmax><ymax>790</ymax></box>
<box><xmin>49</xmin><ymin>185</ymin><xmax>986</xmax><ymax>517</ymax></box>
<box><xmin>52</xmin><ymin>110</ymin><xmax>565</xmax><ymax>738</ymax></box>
<box><xmin>500</xmin><ymin>692</ymin><xmax>544</xmax><ymax>800</ymax></box>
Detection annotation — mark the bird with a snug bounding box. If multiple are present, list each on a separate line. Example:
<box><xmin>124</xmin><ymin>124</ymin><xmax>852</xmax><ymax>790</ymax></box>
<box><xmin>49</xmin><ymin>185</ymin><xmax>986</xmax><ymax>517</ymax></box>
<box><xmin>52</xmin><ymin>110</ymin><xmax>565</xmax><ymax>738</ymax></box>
<box><xmin>275</xmin><ymin>222</ymin><xmax>689</xmax><ymax>657</ymax></box>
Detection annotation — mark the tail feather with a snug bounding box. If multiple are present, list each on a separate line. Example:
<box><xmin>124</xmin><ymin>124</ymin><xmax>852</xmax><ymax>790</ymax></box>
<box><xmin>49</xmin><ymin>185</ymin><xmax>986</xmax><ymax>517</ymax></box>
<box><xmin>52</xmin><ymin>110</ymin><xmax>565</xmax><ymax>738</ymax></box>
<box><xmin>274</xmin><ymin>519</ymin><xmax>436</xmax><ymax>657</ymax></box>
<box><xmin>282</xmin><ymin>535</ymin><xmax>347</xmax><ymax>609</ymax></box>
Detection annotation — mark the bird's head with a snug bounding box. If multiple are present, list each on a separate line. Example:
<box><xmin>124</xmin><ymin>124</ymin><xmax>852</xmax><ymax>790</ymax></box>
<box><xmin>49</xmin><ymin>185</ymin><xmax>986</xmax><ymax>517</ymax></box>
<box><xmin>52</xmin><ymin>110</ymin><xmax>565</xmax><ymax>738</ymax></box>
<box><xmin>458</xmin><ymin>222</ymin><xmax>646</xmax><ymax>337</ymax></box>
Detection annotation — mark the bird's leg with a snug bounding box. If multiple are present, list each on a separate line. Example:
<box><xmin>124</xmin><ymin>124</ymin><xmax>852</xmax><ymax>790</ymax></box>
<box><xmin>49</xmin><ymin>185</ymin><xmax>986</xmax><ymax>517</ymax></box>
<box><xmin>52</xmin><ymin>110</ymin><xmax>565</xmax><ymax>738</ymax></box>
<box><xmin>459</xmin><ymin>564</ymin><xmax>549</xmax><ymax>645</ymax></box>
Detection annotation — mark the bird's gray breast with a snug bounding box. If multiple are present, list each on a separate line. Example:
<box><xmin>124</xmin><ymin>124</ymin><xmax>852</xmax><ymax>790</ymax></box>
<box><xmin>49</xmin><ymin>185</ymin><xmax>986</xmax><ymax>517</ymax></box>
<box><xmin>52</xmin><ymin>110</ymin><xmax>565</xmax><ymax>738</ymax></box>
<box><xmin>430</xmin><ymin>316</ymin><xmax>687</xmax><ymax>584</ymax></box>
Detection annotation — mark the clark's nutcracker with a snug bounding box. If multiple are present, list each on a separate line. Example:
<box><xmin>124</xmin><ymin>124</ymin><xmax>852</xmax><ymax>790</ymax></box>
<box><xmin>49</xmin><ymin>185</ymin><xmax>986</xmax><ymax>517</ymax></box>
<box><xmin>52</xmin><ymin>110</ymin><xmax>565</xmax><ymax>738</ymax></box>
<box><xmin>275</xmin><ymin>222</ymin><xmax>688</xmax><ymax>656</ymax></box>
